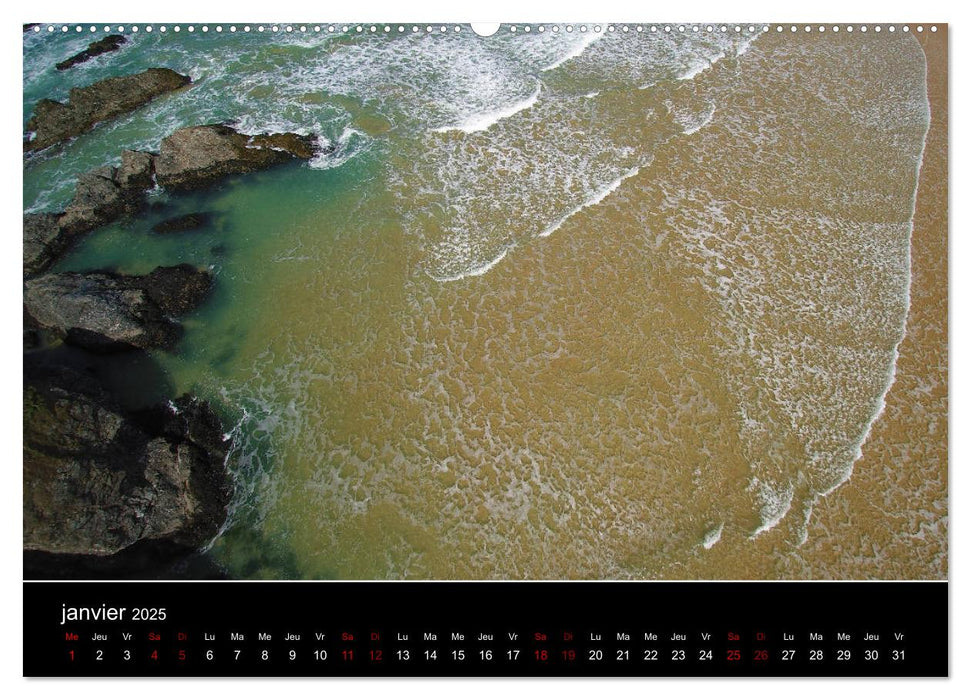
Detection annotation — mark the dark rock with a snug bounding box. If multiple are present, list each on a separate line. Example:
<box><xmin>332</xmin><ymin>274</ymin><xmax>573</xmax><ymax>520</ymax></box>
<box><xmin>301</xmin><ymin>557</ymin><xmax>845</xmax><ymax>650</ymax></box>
<box><xmin>116</xmin><ymin>149</ymin><xmax>154</xmax><ymax>192</ymax></box>
<box><xmin>24</xmin><ymin>151</ymin><xmax>155</xmax><ymax>274</ymax></box>
<box><xmin>57</xmin><ymin>153</ymin><xmax>154</xmax><ymax>236</ymax></box>
<box><xmin>57</xmin><ymin>166</ymin><xmax>128</xmax><ymax>235</ymax></box>
<box><xmin>24</xmin><ymin>212</ymin><xmax>70</xmax><ymax>276</ymax></box>
<box><xmin>23</xmin><ymin>264</ymin><xmax>212</xmax><ymax>352</ymax></box>
<box><xmin>249</xmin><ymin>131</ymin><xmax>319</xmax><ymax>160</ymax></box>
<box><xmin>56</xmin><ymin>34</ymin><xmax>127</xmax><ymax>71</ymax></box>
<box><xmin>23</xmin><ymin>307</ymin><xmax>45</xmax><ymax>352</ymax></box>
<box><xmin>25</xmin><ymin>122</ymin><xmax>314</xmax><ymax>264</ymax></box>
<box><xmin>24</xmin><ymin>545</ymin><xmax>232</xmax><ymax>580</ymax></box>
<box><xmin>25</xmin><ymin>344</ymin><xmax>176</xmax><ymax>411</ymax></box>
<box><xmin>152</xmin><ymin>211</ymin><xmax>212</xmax><ymax>234</ymax></box>
<box><xmin>140</xmin><ymin>263</ymin><xmax>214</xmax><ymax>316</ymax></box>
<box><xmin>25</xmin><ymin>68</ymin><xmax>191</xmax><ymax>152</ymax></box>
<box><xmin>25</xmin><ymin>271</ymin><xmax>181</xmax><ymax>351</ymax></box>
<box><xmin>23</xmin><ymin>359</ymin><xmax>232</xmax><ymax>563</ymax></box>
<box><xmin>154</xmin><ymin>124</ymin><xmax>317</xmax><ymax>191</ymax></box>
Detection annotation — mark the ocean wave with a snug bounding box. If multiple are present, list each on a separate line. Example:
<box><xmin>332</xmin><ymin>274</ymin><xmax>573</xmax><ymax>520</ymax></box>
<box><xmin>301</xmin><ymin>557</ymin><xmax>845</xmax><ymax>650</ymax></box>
<box><xmin>431</xmin><ymin>83</ymin><xmax>541</xmax><ymax>134</ymax></box>
<box><xmin>677</xmin><ymin>52</ymin><xmax>726</xmax><ymax>81</ymax></box>
<box><xmin>539</xmin><ymin>165</ymin><xmax>642</xmax><ymax>238</ymax></box>
<box><xmin>828</xmin><ymin>34</ymin><xmax>933</xmax><ymax>498</ymax></box>
<box><xmin>427</xmin><ymin>245</ymin><xmax>512</xmax><ymax>282</ymax></box>
<box><xmin>309</xmin><ymin>125</ymin><xmax>371</xmax><ymax>169</ymax></box>
<box><xmin>541</xmin><ymin>30</ymin><xmax>603</xmax><ymax>72</ymax></box>
<box><xmin>749</xmin><ymin>477</ymin><xmax>795</xmax><ymax>538</ymax></box>
<box><xmin>702</xmin><ymin>522</ymin><xmax>724</xmax><ymax>549</ymax></box>
<box><xmin>675</xmin><ymin>102</ymin><xmax>717</xmax><ymax>135</ymax></box>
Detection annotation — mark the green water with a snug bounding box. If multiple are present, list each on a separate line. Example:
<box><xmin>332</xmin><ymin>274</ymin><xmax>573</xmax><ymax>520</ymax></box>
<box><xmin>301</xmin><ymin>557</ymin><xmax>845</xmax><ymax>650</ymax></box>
<box><xmin>51</xmin><ymin>142</ymin><xmax>393</xmax><ymax>577</ymax></box>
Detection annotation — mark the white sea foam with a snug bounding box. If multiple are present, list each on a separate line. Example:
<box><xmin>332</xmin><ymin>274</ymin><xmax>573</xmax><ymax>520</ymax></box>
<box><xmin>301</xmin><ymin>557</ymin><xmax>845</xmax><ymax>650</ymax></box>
<box><xmin>428</xmin><ymin>245</ymin><xmax>512</xmax><ymax>282</ymax></box>
<box><xmin>203</xmin><ymin>404</ymin><xmax>252</xmax><ymax>550</ymax></box>
<box><xmin>309</xmin><ymin>126</ymin><xmax>371</xmax><ymax>170</ymax></box>
<box><xmin>677</xmin><ymin>54</ymin><xmax>724</xmax><ymax>82</ymax></box>
<box><xmin>749</xmin><ymin>478</ymin><xmax>795</xmax><ymax>538</ymax></box>
<box><xmin>735</xmin><ymin>31</ymin><xmax>762</xmax><ymax>58</ymax></box>
<box><xmin>431</xmin><ymin>83</ymin><xmax>542</xmax><ymax>134</ymax></box>
<box><xmin>538</xmin><ymin>165</ymin><xmax>642</xmax><ymax>238</ymax></box>
<box><xmin>541</xmin><ymin>30</ymin><xmax>603</xmax><ymax>72</ymax></box>
<box><xmin>684</xmin><ymin>111</ymin><xmax>715</xmax><ymax>135</ymax></box>
<box><xmin>702</xmin><ymin>523</ymin><xmax>724</xmax><ymax>549</ymax></box>
<box><xmin>675</xmin><ymin>31</ymin><xmax>761</xmax><ymax>83</ymax></box>
<box><xmin>828</xmin><ymin>36</ymin><xmax>933</xmax><ymax>495</ymax></box>
<box><xmin>678</xmin><ymin>103</ymin><xmax>717</xmax><ymax>135</ymax></box>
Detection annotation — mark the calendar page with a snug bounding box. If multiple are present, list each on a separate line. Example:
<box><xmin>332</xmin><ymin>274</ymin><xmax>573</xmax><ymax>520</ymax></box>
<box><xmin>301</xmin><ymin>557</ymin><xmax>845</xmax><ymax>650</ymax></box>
<box><xmin>21</xmin><ymin>16</ymin><xmax>948</xmax><ymax>678</ymax></box>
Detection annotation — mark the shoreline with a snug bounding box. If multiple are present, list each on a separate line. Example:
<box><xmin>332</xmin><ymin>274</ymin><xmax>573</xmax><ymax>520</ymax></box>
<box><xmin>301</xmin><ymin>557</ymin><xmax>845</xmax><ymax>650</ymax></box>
<box><xmin>779</xmin><ymin>27</ymin><xmax>948</xmax><ymax>578</ymax></box>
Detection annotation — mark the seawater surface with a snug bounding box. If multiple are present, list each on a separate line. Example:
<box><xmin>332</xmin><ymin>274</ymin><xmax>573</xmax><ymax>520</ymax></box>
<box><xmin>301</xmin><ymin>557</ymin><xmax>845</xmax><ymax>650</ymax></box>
<box><xmin>23</xmin><ymin>25</ymin><xmax>941</xmax><ymax>579</ymax></box>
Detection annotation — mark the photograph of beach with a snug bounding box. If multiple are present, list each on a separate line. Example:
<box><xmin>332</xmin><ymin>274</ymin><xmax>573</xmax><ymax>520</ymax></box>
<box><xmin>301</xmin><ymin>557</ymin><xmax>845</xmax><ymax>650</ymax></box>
<box><xmin>22</xmin><ymin>22</ymin><xmax>947</xmax><ymax>581</ymax></box>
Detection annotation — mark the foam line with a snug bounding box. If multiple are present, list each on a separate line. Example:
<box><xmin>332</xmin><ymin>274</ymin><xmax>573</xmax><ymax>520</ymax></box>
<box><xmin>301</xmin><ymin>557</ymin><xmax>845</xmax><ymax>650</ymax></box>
<box><xmin>702</xmin><ymin>523</ymin><xmax>724</xmax><ymax>549</ymax></box>
<box><xmin>825</xmin><ymin>36</ymin><xmax>932</xmax><ymax>497</ymax></box>
<box><xmin>431</xmin><ymin>84</ymin><xmax>542</xmax><ymax>134</ymax></box>
<box><xmin>428</xmin><ymin>246</ymin><xmax>512</xmax><ymax>283</ymax></box>
<box><xmin>541</xmin><ymin>31</ymin><xmax>602</xmax><ymax>72</ymax></box>
<box><xmin>749</xmin><ymin>36</ymin><xmax>932</xmax><ymax>539</ymax></box>
<box><xmin>538</xmin><ymin>165</ymin><xmax>642</xmax><ymax>238</ymax></box>
<box><xmin>749</xmin><ymin>480</ymin><xmax>795</xmax><ymax>539</ymax></box>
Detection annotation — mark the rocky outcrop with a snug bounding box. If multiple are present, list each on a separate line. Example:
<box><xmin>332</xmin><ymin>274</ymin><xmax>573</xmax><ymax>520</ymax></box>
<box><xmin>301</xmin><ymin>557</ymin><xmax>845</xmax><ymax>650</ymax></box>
<box><xmin>24</xmin><ymin>264</ymin><xmax>212</xmax><ymax>352</ymax></box>
<box><xmin>154</xmin><ymin>124</ymin><xmax>318</xmax><ymax>191</ymax></box>
<box><xmin>23</xmin><ymin>151</ymin><xmax>155</xmax><ymax>275</ymax></box>
<box><xmin>56</xmin><ymin>34</ymin><xmax>127</xmax><ymax>71</ymax></box>
<box><xmin>23</xmin><ymin>213</ymin><xmax>70</xmax><ymax>276</ymax></box>
<box><xmin>115</xmin><ymin>148</ymin><xmax>154</xmax><ymax>191</ymax></box>
<box><xmin>152</xmin><ymin>211</ymin><xmax>212</xmax><ymax>234</ymax></box>
<box><xmin>58</xmin><ymin>166</ymin><xmax>129</xmax><ymax>234</ymax></box>
<box><xmin>23</xmin><ymin>358</ymin><xmax>232</xmax><ymax>561</ymax></box>
<box><xmin>248</xmin><ymin>132</ymin><xmax>318</xmax><ymax>159</ymax></box>
<box><xmin>58</xmin><ymin>150</ymin><xmax>154</xmax><ymax>235</ymax></box>
<box><xmin>24</xmin><ymin>124</ymin><xmax>317</xmax><ymax>274</ymax></box>
<box><xmin>137</xmin><ymin>264</ymin><xmax>214</xmax><ymax>316</ymax></box>
<box><xmin>25</xmin><ymin>68</ymin><xmax>191</xmax><ymax>152</ymax></box>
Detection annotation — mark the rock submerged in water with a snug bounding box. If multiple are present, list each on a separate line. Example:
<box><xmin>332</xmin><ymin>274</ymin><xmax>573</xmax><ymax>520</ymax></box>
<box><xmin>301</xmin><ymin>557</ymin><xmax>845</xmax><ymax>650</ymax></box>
<box><xmin>24</xmin><ymin>125</ymin><xmax>319</xmax><ymax>275</ymax></box>
<box><xmin>152</xmin><ymin>211</ymin><xmax>213</xmax><ymax>234</ymax></box>
<box><xmin>24</xmin><ymin>68</ymin><xmax>191</xmax><ymax>152</ymax></box>
<box><xmin>154</xmin><ymin>124</ymin><xmax>319</xmax><ymax>191</ymax></box>
<box><xmin>24</xmin><ymin>264</ymin><xmax>212</xmax><ymax>352</ymax></box>
<box><xmin>23</xmin><ymin>359</ymin><xmax>231</xmax><ymax>563</ymax></box>
<box><xmin>56</xmin><ymin>34</ymin><xmax>127</xmax><ymax>71</ymax></box>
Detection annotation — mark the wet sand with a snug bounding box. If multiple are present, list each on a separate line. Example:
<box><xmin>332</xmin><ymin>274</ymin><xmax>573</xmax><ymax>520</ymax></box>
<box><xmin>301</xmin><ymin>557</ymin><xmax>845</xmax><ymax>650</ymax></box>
<box><xmin>776</xmin><ymin>27</ymin><xmax>948</xmax><ymax>579</ymax></box>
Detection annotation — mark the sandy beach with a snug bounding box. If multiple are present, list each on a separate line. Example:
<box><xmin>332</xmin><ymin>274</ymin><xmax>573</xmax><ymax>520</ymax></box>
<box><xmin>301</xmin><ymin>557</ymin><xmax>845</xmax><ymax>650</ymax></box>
<box><xmin>777</xmin><ymin>27</ymin><xmax>948</xmax><ymax>579</ymax></box>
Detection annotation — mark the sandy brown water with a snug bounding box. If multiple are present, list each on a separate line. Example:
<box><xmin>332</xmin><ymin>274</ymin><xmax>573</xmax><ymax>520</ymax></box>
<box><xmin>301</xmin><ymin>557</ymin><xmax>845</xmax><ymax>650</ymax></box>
<box><xmin>771</xmin><ymin>27</ymin><xmax>948</xmax><ymax>580</ymax></box>
<box><xmin>207</xmin><ymin>28</ymin><xmax>945</xmax><ymax>579</ymax></box>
